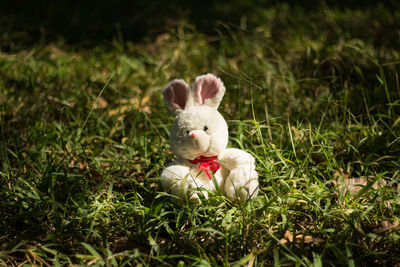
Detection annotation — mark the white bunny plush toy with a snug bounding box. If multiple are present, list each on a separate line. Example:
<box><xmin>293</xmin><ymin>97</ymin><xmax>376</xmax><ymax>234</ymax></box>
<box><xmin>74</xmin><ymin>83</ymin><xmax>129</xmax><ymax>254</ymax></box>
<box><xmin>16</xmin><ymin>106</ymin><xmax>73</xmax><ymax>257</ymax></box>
<box><xmin>161</xmin><ymin>73</ymin><xmax>259</xmax><ymax>203</ymax></box>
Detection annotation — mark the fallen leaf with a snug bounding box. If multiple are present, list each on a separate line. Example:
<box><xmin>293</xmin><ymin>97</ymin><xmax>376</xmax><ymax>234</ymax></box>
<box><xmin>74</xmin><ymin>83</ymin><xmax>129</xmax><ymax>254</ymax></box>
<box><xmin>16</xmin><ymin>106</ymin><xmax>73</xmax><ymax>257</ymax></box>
<box><xmin>132</xmin><ymin>164</ymin><xmax>142</xmax><ymax>170</ymax></box>
<box><xmin>93</xmin><ymin>97</ymin><xmax>108</xmax><ymax>109</ymax></box>
<box><xmin>108</xmin><ymin>105</ymin><xmax>131</xmax><ymax>116</ymax></box>
<box><xmin>332</xmin><ymin>169</ymin><xmax>387</xmax><ymax>195</ymax></box>
<box><xmin>48</xmin><ymin>95</ymin><xmax>76</xmax><ymax>107</ymax></box>
<box><xmin>100</xmin><ymin>161</ymin><xmax>111</xmax><ymax>167</ymax></box>
<box><xmin>68</xmin><ymin>160</ymin><xmax>76</xmax><ymax>168</ymax></box>
<box><xmin>279</xmin><ymin>230</ymin><xmax>324</xmax><ymax>246</ymax></box>
<box><xmin>373</xmin><ymin>219</ymin><xmax>399</xmax><ymax>234</ymax></box>
<box><xmin>79</xmin><ymin>162</ymin><xmax>89</xmax><ymax>170</ymax></box>
<box><xmin>299</xmin><ymin>234</ymin><xmax>324</xmax><ymax>245</ymax></box>
<box><xmin>332</xmin><ymin>168</ymin><xmax>350</xmax><ymax>181</ymax></box>
<box><xmin>282</xmin><ymin>230</ymin><xmax>293</xmax><ymax>244</ymax></box>
<box><xmin>141</xmin><ymin>106</ymin><xmax>151</xmax><ymax>113</ymax></box>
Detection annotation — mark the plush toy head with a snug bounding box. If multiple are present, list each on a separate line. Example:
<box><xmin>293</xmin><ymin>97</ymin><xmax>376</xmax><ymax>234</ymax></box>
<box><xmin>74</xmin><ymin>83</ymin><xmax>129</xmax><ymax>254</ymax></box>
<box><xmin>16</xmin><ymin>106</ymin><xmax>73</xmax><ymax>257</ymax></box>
<box><xmin>163</xmin><ymin>74</ymin><xmax>229</xmax><ymax>160</ymax></box>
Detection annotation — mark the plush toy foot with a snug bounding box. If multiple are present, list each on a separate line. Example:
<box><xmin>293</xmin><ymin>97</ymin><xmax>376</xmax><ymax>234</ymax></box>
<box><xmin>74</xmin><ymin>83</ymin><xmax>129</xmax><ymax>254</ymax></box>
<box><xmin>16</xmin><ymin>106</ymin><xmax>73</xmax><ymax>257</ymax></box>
<box><xmin>161</xmin><ymin>163</ymin><xmax>212</xmax><ymax>204</ymax></box>
<box><xmin>224</xmin><ymin>166</ymin><xmax>259</xmax><ymax>201</ymax></box>
<box><xmin>185</xmin><ymin>189</ymin><xmax>209</xmax><ymax>204</ymax></box>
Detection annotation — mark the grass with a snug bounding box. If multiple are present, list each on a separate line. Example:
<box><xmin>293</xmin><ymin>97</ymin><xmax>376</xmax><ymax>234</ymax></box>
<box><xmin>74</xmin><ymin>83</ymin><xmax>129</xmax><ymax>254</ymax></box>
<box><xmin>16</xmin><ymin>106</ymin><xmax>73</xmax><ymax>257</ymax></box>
<box><xmin>1</xmin><ymin>2</ymin><xmax>400</xmax><ymax>266</ymax></box>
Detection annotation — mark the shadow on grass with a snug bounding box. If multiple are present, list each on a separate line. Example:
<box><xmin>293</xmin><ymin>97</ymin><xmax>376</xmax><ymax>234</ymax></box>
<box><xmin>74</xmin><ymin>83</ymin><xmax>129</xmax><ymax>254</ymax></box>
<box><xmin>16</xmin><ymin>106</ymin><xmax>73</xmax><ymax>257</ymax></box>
<box><xmin>2</xmin><ymin>0</ymin><xmax>399</xmax><ymax>50</ymax></box>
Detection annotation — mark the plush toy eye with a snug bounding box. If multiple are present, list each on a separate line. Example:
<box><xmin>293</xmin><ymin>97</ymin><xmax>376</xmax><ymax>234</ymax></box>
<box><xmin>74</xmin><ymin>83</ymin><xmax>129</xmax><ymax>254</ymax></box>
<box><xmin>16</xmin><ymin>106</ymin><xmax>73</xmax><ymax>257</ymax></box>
<box><xmin>203</xmin><ymin>126</ymin><xmax>208</xmax><ymax>131</ymax></box>
<box><xmin>186</xmin><ymin>130</ymin><xmax>190</xmax><ymax>135</ymax></box>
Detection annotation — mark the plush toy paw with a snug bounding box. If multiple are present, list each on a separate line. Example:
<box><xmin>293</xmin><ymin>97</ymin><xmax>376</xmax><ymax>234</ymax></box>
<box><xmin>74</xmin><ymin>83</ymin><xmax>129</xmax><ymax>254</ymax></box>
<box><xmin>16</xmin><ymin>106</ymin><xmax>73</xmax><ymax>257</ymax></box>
<box><xmin>224</xmin><ymin>166</ymin><xmax>259</xmax><ymax>201</ymax></box>
<box><xmin>219</xmin><ymin>148</ymin><xmax>255</xmax><ymax>171</ymax></box>
<box><xmin>186</xmin><ymin>189</ymin><xmax>209</xmax><ymax>204</ymax></box>
<box><xmin>161</xmin><ymin>163</ymin><xmax>210</xmax><ymax>203</ymax></box>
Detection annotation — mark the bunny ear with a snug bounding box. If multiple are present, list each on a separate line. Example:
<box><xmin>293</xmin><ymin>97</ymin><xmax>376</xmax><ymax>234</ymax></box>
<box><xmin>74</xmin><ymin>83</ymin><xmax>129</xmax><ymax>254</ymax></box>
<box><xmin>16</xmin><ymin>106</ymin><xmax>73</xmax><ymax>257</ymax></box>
<box><xmin>163</xmin><ymin>79</ymin><xmax>192</xmax><ymax>113</ymax></box>
<box><xmin>193</xmin><ymin>73</ymin><xmax>226</xmax><ymax>109</ymax></box>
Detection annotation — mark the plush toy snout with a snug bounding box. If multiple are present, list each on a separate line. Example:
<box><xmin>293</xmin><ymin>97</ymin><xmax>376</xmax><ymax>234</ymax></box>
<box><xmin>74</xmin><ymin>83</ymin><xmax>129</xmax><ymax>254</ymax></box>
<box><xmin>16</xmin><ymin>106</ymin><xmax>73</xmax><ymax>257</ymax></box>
<box><xmin>187</xmin><ymin>130</ymin><xmax>210</xmax><ymax>152</ymax></box>
<box><xmin>189</xmin><ymin>132</ymin><xmax>198</xmax><ymax>139</ymax></box>
<box><xmin>189</xmin><ymin>129</ymin><xmax>205</xmax><ymax>139</ymax></box>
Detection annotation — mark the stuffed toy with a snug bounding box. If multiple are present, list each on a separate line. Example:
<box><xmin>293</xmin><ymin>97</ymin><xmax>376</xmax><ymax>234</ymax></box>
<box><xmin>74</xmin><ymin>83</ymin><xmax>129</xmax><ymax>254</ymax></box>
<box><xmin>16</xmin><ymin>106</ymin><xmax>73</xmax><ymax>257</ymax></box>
<box><xmin>161</xmin><ymin>73</ymin><xmax>259</xmax><ymax>203</ymax></box>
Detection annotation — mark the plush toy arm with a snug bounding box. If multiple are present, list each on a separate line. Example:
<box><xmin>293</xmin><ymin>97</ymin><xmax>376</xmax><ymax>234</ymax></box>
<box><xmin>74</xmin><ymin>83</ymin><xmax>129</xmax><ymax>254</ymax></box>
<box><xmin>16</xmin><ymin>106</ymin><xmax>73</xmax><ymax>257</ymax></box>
<box><xmin>219</xmin><ymin>148</ymin><xmax>256</xmax><ymax>171</ymax></box>
<box><xmin>220</xmin><ymin>148</ymin><xmax>259</xmax><ymax>201</ymax></box>
<box><xmin>160</xmin><ymin>163</ymin><xmax>208</xmax><ymax>203</ymax></box>
<box><xmin>224</xmin><ymin>166</ymin><xmax>259</xmax><ymax>201</ymax></box>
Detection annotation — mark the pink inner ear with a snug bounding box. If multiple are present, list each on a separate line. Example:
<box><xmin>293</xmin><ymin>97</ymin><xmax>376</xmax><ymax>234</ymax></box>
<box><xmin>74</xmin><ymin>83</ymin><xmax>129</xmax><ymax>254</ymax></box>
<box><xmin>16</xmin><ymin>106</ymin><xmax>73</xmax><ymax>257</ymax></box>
<box><xmin>195</xmin><ymin>76</ymin><xmax>220</xmax><ymax>105</ymax></box>
<box><xmin>165</xmin><ymin>81</ymin><xmax>188</xmax><ymax>110</ymax></box>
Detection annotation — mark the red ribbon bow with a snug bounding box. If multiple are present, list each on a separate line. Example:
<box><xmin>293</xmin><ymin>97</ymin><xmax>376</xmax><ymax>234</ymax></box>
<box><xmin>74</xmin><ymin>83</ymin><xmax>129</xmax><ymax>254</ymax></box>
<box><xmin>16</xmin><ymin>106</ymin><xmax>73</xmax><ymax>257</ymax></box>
<box><xmin>189</xmin><ymin>155</ymin><xmax>221</xmax><ymax>180</ymax></box>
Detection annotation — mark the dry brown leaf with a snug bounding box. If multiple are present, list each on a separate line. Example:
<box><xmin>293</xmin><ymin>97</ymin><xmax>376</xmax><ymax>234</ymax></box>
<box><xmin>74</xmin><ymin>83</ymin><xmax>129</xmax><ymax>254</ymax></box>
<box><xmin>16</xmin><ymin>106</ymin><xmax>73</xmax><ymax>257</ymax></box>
<box><xmin>79</xmin><ymin>162</ymin><xmax>89</xmax><ymax>170</ymax></box>
<box><xmin>298</xmin><ymin>234</ymin><xmax>324</xmax><ymax>245</ymax></box>
<box><xmin>132</xmin><ymin>95</ymin><xmax>152</xmax><ymax>113</ymax></box>
<box><xmin>132</xmin><ymin>164</ymin><xmax>142</xmax><ymax>170</ymax></box>
<box><xmin>279</xmin><ymin>230</ymin><xmax>324</xmax><ymax>246</ymax></box>
<box><xmin>282</xmin><ymin>230</ymin><xmax>293</xmax><ymax>243</ymax></box>
<box><xmin>373</xmin><ymin>219</ymin><xmax>399</xmax><ymax>234</ymax></box>
<box><xmin>332</xmin><ymin>168</ymin><xmax>350</xmax><ymax>181</ymax></box>
<box><xmin>141</xmin><ymin>106</ymin><xmax>151</xmax><ymax>113</ymax></box>
<box><xmin>140</xmin><ymin>95</ymin><xmax>151</xmax><ymax>106</ymax></box>
<box><xmin>332</xmin><ymin>169</ymin><xmax>386</xmax><ymax>195</ymax></box>
<box><xmin>108</xmin><ymin>105</ymin><xmax>131</xmax><ymax>116</ymax></box>
<box><xmin>100</xmin><ymin>161</ymin><xmax>111</xmax><ymax>167</ymax></box>
<box><xmin>93</xmin><ymin>97</ymin><xmax>108</xmax><ymax>109</ymax></box>
<box><xmin>68</xmin><ymin>160</ymin><xmax>76</xmax><ymax>168</ymax></box>
<box><xmin>48</xmin><ymin>95</ymin><xmax>76</xmax><ymax>107</ymax></box>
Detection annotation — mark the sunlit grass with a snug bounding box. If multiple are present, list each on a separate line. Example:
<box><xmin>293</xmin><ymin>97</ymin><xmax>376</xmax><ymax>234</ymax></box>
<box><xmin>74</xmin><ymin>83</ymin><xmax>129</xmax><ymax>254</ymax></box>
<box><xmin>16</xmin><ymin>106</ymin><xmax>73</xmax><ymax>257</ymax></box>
<box><xmin>1</xmin><ymin>3</ymin><xmax>400</xmax><ymax>266</ymax></box>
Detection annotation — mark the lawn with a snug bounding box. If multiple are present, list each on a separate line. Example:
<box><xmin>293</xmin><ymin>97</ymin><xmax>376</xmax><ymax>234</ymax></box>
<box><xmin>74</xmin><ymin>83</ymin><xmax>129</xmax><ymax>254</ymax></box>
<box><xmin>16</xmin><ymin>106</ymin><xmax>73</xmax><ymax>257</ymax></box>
<box><xmin>1</xmin><ymin>1</ymin><xmax>400</xmax><ymax>266</ymax></box>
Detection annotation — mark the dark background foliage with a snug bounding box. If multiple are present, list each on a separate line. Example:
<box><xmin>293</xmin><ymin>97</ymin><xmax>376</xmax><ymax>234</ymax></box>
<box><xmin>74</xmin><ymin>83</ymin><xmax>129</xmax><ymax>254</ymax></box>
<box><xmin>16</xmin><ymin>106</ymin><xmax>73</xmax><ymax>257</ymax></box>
<box><xmin>2</xmin><ymin>0</ymin><xmax>400</xmax><ymax>48</ymax></box>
